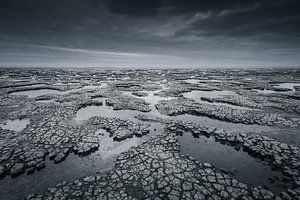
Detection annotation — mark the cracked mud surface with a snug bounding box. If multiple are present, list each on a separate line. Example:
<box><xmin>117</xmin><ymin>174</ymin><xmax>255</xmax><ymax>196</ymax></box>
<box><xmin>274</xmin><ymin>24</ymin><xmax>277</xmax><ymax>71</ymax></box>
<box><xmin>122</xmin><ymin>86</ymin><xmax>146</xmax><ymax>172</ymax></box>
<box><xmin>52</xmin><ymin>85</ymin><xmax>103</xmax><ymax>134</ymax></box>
<box><xmin>0</xmin><ymin>68</ymin><xmax>300</xmax><ymax>199</ymax></box>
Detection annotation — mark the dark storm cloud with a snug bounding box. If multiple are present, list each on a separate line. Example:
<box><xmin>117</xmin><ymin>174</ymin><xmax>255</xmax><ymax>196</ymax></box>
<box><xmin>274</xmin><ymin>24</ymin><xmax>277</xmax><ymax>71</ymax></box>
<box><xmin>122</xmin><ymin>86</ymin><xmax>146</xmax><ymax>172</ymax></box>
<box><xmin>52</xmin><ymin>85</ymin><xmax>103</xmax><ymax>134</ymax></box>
<box><xmin>175</xmin><ymin>0</ymin><xmax>300</xmax><ymax>41</ymax></box>
<box><xmin>104</xmin><ymin>0</ymin><xmax>260</xmax><ymax>16</ymax></box>
<box><xmin>0</xmin><ymin>0</ymin><xmax>299</xmax><ymax>67</ymax></box>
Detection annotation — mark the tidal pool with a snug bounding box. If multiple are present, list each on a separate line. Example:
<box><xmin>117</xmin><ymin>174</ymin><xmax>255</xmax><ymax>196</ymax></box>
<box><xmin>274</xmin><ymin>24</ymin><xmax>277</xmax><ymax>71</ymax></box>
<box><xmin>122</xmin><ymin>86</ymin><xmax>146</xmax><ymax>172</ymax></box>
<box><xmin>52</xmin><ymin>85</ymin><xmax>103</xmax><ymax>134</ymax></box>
<box><xmin>20</xmin><ymin>84</ymin><xmax>48</xmax><ymax>88</ymax></box>
<box><xmin>184</xmin><ymin>79</ymin><xmax>200</xmax><ymax>84</ymax></box>
<box><xmin>35</xmin><ymin>99</ymin><xmax>55</xmax><ymax>103</ymax></box>
<box><xmin>253</xmin><ymin>89</ymin><xmax>277</xmax><ymax>94</ymax></box>
<box><xmin>184</xmin><ymin>79</ymin><xmax>223</xmax><ymax>84</ymax></box>
<box><xmin>9</xmin><ymin>83</ymin><xmax>108</xmax><ymax>98</ymax></box>
<box><xmin>68</xmin><ymin>83</ymin><xmax>108</xmax><ymax>93</ymax></box>
<box><xmin>121</xmin><ymin>91</ymin><xmax>278</xmax><ymax>139</ymax></box>
<box><xmin>182</xmin><ymin>90</ymin><xmax>237</xmax><ymax>100</ymax></box>
<box><xmin>0</xmin><ymin>129</ymin><xmax>155</xmax><ymax>200</ymax></box>
<box><xmin>77</xmin><ymin>90</ymin><xmax>174</xmax><ymax>122</ymax></box>
<box><xmin>123</xmin><ymin>90</ymin><xmax>174</xmax><ymax>116</ymax></box>
<box><xmin>253</xmin><ymin>82</ymin><xmax>300</xmax><ymax>94</ymax></box>
<box><xmin>74</xmin><ymin>97</ymin><xmax>165</xmax><ymax>138</ymax></box>
<box><xmin>75</xmin><ymin>103</ymin><xmax>142</xmax><ymax>122</ymax></box>
<box><xmin>178</xmin><ymin>133</ymin><xmax>291</xmax><ymax>193</ymax></box>
<box><xmin>173</xmin><ymin>114</ymin><xmax>300</xmax><ymax>144</ymax></box>
<box><xmin>0</xmin><ymin>119</ymin><xmax>30</xmax><ymax>132</ymax></box>
<box><xmin>182</xmin><ymin>90</ymin><xmax>256</xmax><ymax>110</ymax></box>
<box><xmin>274</xmin><ymin>83</ymin><xmax>300</xmax><ymax>92</ymax></box>
<box><xmin>9</xmin><ymin>89</ymin><xmax>63</xmax><ymax>98</ymax></box>
<box><xmin>77</xmin><ymin>95</ymin><xmax>299</xmax><ymax>144</ymax></box>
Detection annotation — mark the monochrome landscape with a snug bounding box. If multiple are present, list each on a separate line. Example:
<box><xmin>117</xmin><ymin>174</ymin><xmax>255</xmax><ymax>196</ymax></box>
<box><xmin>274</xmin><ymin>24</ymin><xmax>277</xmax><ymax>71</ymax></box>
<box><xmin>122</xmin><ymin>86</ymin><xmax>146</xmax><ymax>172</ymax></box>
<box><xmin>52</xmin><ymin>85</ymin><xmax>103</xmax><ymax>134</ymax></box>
<box><xmin>1</xmin><ymin>0</ymin><xmax>300</xmax><ymax>199</ymax></box>
<box><xmin>0</xmin><ymin>67</ymin><xmax>299</xmax><ymax>199</ymax></box>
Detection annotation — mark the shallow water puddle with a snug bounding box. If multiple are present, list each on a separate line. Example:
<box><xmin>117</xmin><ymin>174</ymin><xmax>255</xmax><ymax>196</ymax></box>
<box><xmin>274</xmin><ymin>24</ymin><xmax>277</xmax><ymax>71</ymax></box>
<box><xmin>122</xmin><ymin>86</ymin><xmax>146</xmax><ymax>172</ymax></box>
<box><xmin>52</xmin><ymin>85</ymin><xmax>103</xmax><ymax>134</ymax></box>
<box><xmin>9</xmin><ymin>89</ymin><xmax>64</xmax><ymax>98</ymax></box>
<box><xmin>0</xmin><ymin>129</ymin><xmax>147</xmax><ymax>200</ymax></box>
<box><xmin>20</xmin><ymin>84</ymin><xmax>48</xmax><ymax>88</ymax></box>
<box><xmin>123</xmin><ymin>90</ymin><xmax>174</xmax><ymax>116</ymax></box>
<box><xmin>253</xmin><ymin>89</ymin><xmax>277</xmax><ymax>94</ymax></box>
<box><xmin>76</xmin><ymin>92</ymin><xmax>173</xmax><ymax>122</ymax></box>
<box><xmin>178</xmin><ymin>133</ymin><xmax>291</xmax><ymax>193</ymax></box>
<box><xmin>274</xmin><ymin>83</ymin><xmax>300</xmax><ymax>92</ymax></box>
<box><xmin>75</xmin><ymin>104</ymin><xmax>142</xmax><ymax>122</ymax></box>
<box><xmin>35</xmin><ymin>99</ymin><xmax>56</xmax><ymax>103</ymax></box>
<box><xmin>96</xmin><ymin>129</ymin><xmax>140</xmax><ymax>160</ymax></box>
<box><xmin>182</xmin><ymin>90</ymin><xmax>237</xmax><ymax>101</ymax></box>
<box><xmin>184</xmin><ymin>79</ymin><xmax>222</xmax><ymax>84</ymax></box>
<box><xmin>253</xmin><ymin>83</ymin><xmax>300</xmax><ymax>94</ymax></box>
<box><xmin>67</xmin><ymin>83</ymin><xmax>108</xmax><ymax>93</ymax></box>
<box><xmin>76</xmin><ymin>97</ymin><xmax>299</xmax><ymax>144</ymax></box>
<box><xmin>182</xmin><ymin>90</ymin><xmax>255</xmax><ymax>110</ymax></box>
<box><xmin>184</xmin><ymin>79</ymin><xmax>200</xmax><ymax>84</ymax></box>
<box><xmin>9</xmin><ymin>83</ymin><xmax>108</xmax><ymax>98</ymax></box>
<box><xmin>0</xmin><ymin>119</ymin><xmax>30</xmax><ymax>132</ymax></box>
<box><xmin>122</xmin><ymin>89</ymin><xmax>174</xmax><ymax>104</ymax></box>
<box><xmin>174</xmin><ymin>113</ymin><xmax>300</xmax><ymax>144</ymax></box>
<box><xmin>74</xmin><ymin>99</ymin><xmax>165</xmax><ymax>137</ymax></box>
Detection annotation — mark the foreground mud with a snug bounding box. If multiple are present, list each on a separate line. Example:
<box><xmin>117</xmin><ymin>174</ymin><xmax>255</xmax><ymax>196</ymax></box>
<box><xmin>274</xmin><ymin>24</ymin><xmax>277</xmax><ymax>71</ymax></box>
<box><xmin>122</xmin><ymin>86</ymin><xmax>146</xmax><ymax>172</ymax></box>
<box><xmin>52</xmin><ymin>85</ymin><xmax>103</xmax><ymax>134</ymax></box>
<box><xmin>0</xmin><ymin>68</ymin><xmax>299</xmax><ymax>199</ymax></box>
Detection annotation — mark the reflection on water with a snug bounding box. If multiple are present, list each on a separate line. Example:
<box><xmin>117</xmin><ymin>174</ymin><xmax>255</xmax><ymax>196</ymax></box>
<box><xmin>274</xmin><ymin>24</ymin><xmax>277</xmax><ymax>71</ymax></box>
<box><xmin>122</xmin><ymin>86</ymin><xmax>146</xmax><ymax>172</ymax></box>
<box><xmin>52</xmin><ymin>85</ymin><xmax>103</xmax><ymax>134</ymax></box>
<box><xmin>184</xmin><ymin>79</ymin><xmax>200</xmax><ymax>84</ymax></box>
<box><xmin>182</xmin><ymin>90</ymin><xmax>256</xmax><ymax>110</ymax></box>
<box><xmin>68</xmin><ymin>83</ymin><xmax>108</xmax><ymax>93</ymax></box>
<box><xmin>1</xmin><ymin>85</ymin><xmax>297</xmax><ymax>199</ymax></box>
<box><xmin>75</xmin><ymin>104</ymin><xmax>142</xmax><ymax>122</ymax></box>
<box><xmin>35</xmin><ymin>99</ymin><xmax>55</xmax><ymax>103</ymax></box>
<box><xmin>123</xmin><ymin>90</ymin><xmax>174</xmax><ymax>116</ymax></box>
<box><xmin>179</xmin><ymin>113</ymin><xmax>300</xmax><ymax>144</ymax></box>
<box><xmin>0</xmin><ymin>119</ymin><xmax>30</xmax><ymax>132</ymax></box>
<box><xmin>178</xmin><ymin>133</ymin><xmax>291</xmax><ymax>193</ymax></box>
<box><xmin>10</xmin><ymin>89</ymin><xmax>64</xmax><ymax>98</ymax></box>
<box><xmin>184</xmin><ymin>79</ymin><xmax>223</xmax><ymax>84</ymax></box>
<box><xmin>79</xmin><ymin>93</ymin><xmax>299</xmax><ymax>144</ymax></box>
<box><xmin>0</xmin><ymin>129</ymin><xmax>152</xmax><ymax>200</ymax></box>
<box><xmin>96</xmin><ymin>129</ymin><xmax>139</xmax><ymax>160</ymax></box>
<box><xmin>253</xmin><ymin>83</ymin><xmax>300</xmax><ymax>94</ymax></box>
<box><xmin>21</xmin><ymin>94</ymin><xmax>291</xmax><ymax>198</ymax></box>
<box><xmin>76</xmin><ymin>90</ymin><xmax>174</xmax><ymax>122</ymax></box>
<box><xmin>182</xmin><ymin>90</ymin><xmax>237</xmax><ymax>101</ymax></box>
<box><xmin>274</xmin><ymin>83</ymin><xmax>300</xmax><ymax>92</ymax></box>
<box><xmin>253</xmin><ymin>89</ymin><xmax>277</xmax><ymax>94</ymax></box>
<box><xmin>9</xmin><ymin>83</ymin><xmax>108</xmax><ymax>98</ymax></box>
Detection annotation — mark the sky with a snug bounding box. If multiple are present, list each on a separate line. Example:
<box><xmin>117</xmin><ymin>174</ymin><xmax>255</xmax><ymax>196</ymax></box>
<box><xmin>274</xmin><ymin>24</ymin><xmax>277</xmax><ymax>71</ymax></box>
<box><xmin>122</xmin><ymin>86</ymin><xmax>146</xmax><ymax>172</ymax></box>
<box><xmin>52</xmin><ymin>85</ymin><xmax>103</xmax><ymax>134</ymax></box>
<box><xmin>0</xmin><ymin>0</ymin><xmax>299</xmax><ymax>68</ymax></box>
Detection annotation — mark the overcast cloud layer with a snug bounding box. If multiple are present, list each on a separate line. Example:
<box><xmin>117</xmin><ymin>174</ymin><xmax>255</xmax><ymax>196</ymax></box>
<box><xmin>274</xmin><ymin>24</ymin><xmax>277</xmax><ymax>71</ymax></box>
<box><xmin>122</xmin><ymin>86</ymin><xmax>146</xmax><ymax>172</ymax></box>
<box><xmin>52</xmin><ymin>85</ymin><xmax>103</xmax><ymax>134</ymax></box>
<box><xmin>0</xmin><ymin>0</ymin><xmax>299</xmax><ymax>67</ymax></box>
